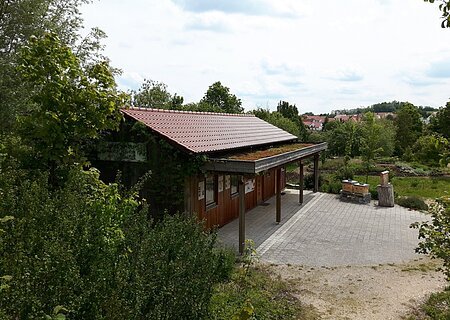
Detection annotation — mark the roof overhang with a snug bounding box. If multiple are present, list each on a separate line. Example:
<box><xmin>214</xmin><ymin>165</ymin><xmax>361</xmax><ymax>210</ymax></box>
<box><xmin>203</xmin><ymin>142</ymin><xmax>327</xmax><ymax>174</ymax></box>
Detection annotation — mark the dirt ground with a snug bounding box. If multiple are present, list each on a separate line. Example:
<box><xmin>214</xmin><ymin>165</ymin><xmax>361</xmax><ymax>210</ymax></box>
<box><xmin>268</xmin><ymin>257</ymin><xmax>446</xmax><ymax>320</ymax></box>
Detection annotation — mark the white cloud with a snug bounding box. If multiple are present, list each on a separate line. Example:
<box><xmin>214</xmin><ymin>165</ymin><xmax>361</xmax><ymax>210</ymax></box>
<box><xmin>81</xmin><ymin>0</ymin><xmax>450</xmax><ymax>114</ymax></box>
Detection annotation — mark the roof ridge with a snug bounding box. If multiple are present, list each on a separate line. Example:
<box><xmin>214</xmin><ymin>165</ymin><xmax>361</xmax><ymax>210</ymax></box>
<box><xmin>123</xmin><ymin>106</ymin><xmax>255</xmax><ymax>117</ymax></box>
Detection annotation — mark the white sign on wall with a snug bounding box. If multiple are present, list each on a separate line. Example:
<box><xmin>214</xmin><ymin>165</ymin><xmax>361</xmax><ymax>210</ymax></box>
<box><xmin>218</xmin><ymin>175</ymin><xmax>224</xmax><ymax>192</ymax></box>
<box><xmin>96</xmin><ymin>142</ymin><xmax>147</xmax><ymax>162</ymax></box>
<box><xmin>225</xmin><ymin>175</ymin><xmax>231</xmax><ymax>190</ymax></box>
<box><xmin>245</xmin><ymin>179</ymin><xmax>255</xmax><ymax>194</ymax></box>
<box><xmin>198</xmin><ymin>181</ymin><xmax>205</xmax><ymax>200</ymax></box>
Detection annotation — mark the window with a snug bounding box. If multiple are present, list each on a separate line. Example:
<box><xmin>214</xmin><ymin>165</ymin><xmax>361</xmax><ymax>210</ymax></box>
<box><xmin>231</xmin><ymin>175</ymin><xmax>239</xmax><ymax>196</ymax></box>
<box><xmin>205</xmin><ymin>174</ymin><xmax>217</xmax><ymax>207</ymax></box>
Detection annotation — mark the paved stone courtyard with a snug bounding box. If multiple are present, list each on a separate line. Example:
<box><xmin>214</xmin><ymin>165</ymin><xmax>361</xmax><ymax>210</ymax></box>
<box><xmin>217</xmin><ymin>190</ymin><xmax>427</xmax><ymax>266</ymax></box>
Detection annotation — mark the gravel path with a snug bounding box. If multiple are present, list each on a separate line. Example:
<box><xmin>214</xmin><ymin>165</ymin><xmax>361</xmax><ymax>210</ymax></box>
<box><xmin>270</xmin><ymin>257</ymin><xmax>445</xmax><ymax>320</ymax></box>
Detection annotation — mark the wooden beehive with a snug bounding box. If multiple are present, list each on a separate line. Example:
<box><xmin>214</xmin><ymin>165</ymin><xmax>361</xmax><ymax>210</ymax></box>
<box><xmin>342</xmin><ymin>180</ymin><xmax>354</xmax><ymax>193</ymax></box>
<box><xmin>353</xmin><ymin>183</ymin><xmax>369</xmax><ymax>195</ymax></box>
<box><xmin>380</xmin><ymin>171</ymin><xmax>389</xmax><ymax>186</ymax></box>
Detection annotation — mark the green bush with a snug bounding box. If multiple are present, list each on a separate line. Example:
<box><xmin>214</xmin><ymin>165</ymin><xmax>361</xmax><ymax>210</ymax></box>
<box><xmin>320</xmin><ymin>181</ymin><xmax>341</xmax><ymax>194</ymax></box>
<box><xmin>412</xmin><ymin>197</ymin><xmax>450</xmax><ymax>281</ymax></box>
<box><xmin>0</xmin><ymin>167</ymin><xmax>139</xmax><ymax>319</ymax></box>
<box><xmin>0</xmin><ymin>166</ymin><xmax>234</xmax><ymax>319</ymax></box>
<box><xmin>334</xmin><ymin>166</ymin><xmax>355</xmax><ymax>181</ymax></box>
<box><xmin>209</xmin><ymin>266</ymin><xmax>311</xmax><ymax>320</ymax></box>
<box><xmin>128</xmin><ymin>214</ymin><xmax>235</xmax><ymax>320</ymax></box>
<box><xmin>412</xmin><ymin>135</ymin><xmax>445</xmax><ymax>167</ymax></box>
<box><xmin>370</xmin><ymin>188</ymin><xmax>379</xmax><ymax>200</ymax></box>
<box><xmin>396</xmin><ymin>196</ymin><xmax>428</xmax><ymax>211</ymax></box>
<box><xmin>421</xmin><ymin>289</ymin><xmax>450</xmax><ymax>319</ymax></box>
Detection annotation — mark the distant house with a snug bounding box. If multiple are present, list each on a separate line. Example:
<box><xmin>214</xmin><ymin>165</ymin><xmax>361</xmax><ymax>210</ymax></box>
<box><xmin>94</xmin><ymin>107</ymin><xmax>327</xmax><ymax>253</ymax></box>
<box><xmin>333</xmin><ymin>114</ymin><xmax>362</xmax><ymax>123</ymax></box>
<box><xmin>423</xmin><ymin>111</ymin><xmax>437</xmax><ymax>125</ymax></box>
<box><xmin>375</xmin><ymin>112</ymin><xmax>396</xmax><ymax>120</ymax></box>
<box><xmin>303</xmin><ymin>115</ymin><xmax>326</xmax><ymax>131</ymax></box>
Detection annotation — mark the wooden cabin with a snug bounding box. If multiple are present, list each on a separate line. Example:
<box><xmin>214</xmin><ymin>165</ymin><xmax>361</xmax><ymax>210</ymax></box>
<box><xmin>94</xmin><ymin>107</ymin><xmax>327</xmax><ymax>253</ymax></box>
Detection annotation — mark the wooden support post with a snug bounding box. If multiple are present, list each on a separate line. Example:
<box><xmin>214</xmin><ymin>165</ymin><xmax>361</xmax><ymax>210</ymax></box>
<box><xmin>276</xmin><ymin>167</ymin><xmax>281</xmax><ymax>224</ymax></box>
<box><xmin>238</xmin><ymin>175</ymin><xmax>246</xmax><ymax>255</ymax></box>
<box><xmin>313</xmin><ymin>153</ymin><xmax>319</xmax><ymax>193</ymax></box>
<box><xmin>299</xmin><ymin>161</ymin><xmax>304</xmax><ymax>204</ymax></box>
<box><xmin>377</xmin><ymin>184</ymin><xmax>395</xmax><ymax>207</ymax></box>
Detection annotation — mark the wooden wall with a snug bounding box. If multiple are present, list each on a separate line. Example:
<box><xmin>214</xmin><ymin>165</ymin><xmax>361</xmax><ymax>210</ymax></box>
<box><xmin>187</xmin><ymin>167</ymin><xmax>286</xmax><ymax>229</ymax></box>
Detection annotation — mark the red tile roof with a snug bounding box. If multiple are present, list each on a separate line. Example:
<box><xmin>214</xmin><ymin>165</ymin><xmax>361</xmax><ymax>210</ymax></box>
<box><xmin>121</xmin><ymin>107</ymin><xmax>297</xmax><ymax>154</ymax></box>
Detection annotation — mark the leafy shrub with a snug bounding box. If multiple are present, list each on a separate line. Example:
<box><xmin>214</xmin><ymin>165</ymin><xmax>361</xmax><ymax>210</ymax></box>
<box><xmin>334</xmin><ymin>166</ymin><xmax>355</xmax><ymax>181</ymax></box>
<box><xmin>402</xmin><ymin>147</ymin><xmax>414</xmax><ymax>162</ymax></box>
<box><xmin>412</xmin><ymin>135</ymin><xmax>445</xmax><ymax>167</ymax></box>
<box><xmin>128</xmin><ymin>214</ymin><xmax>235</xmax><ymax>320</ymax></box>
<box><xmin>0</xmin><ymin>166</ymin><xmax>234</xmax><ymax>319</ymax></box>
<box><xmin>412</xmin><ymin>197</ymin><xmax>450</xmax><ymax>280</ymax></box>
<box><xmin>0</xmin><ymin>167</ymin><xmax>140</xmax><ymax>319</ymax></box>
<box><xmin>370</xmin><ymin>188</ymin><xmax>379</xmax><ymax>200</ymax></box>
<box><xmin>396</xmin><ymin>196</ymin><xmax>428</xmax><ymax>211</ymax></box>
<box><xmin>319</xmin><ymin>157</ymin><xmax>345</xmax><ymax>170</ymax></box>
<box><xmin>320</xmin><ymin>181</ymin><xmax>341</xmax><ymax>194</ymax></box>
<box><xmin>209</xmin><ymin>266</ymin><xmax>312</xmax><ymax>320</ymax></box>
<box><xmin>421</xmin><ymin>289</ymin><xmax>450</xmax><ymax>319</ymax></box>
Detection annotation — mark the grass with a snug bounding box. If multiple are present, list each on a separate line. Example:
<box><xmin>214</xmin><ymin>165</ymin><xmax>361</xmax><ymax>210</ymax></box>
<box><xmin>405</xmin><ymin>289</ymin><xmax>450</xmax><ymax>320</ymax></box>
<box><xmin>209</xmin><ymin>265</ymin><xmax>318</xmax><ymax>320</ymax></box>
<box><xmin>353</xmin><ymin>175</ymin><xmax>450</xmax><ymax>200</ymax></box>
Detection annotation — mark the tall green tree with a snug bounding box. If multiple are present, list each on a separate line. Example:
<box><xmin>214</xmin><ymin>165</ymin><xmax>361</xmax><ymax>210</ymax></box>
<box><xmin>429</xmin><ymin>102</ymin><xmax>450</xmax><ymax>138</ymax></box>
<box><xmin>326</xmin><ymin>121</ymin><xmax>361</xmax><ymax>157</ymax></box>
<box><xmin>131</xmin><ymin>79</ymin><xmax>184</xmax><ymax>110</ymax></box>
<box><xmin>200</xmin><ymin>81</ymin><xmax>243</xmax><ymax>114</ymax></box>
<box><xmin>360</xmin><ymin>113</ymin><xmax>385</xmax><ymax>183</ymax></box>
<box><xmin>412</xmin><ymin>134</ymin><xmax>448</xmax><ymax>167</ymax></box>
<box><xmin>394</xmin><ymin>102</ymin><xmax>423</xmax><ymax>156</ymax></box>
<box><xmin>17</xmin><ymin>33</ymin><xmax>126</xmax><ymax>169</ymax></box>
<box><xmin>277</xmin><ymin>100</ymin><xmax>308</xmax><ymax>140</ymax></box>
<box><xmin>277</xmin><ymin>100</ymin><xmax>299</xmax><ymax>121</ymax></box>
<box><xmin>251</xmin><ymin>108</ymin><xmax>300</xmax><ymax>137</ymax></box>
<box><xmin>424</xmin><ymin>0</ymin><xmax>450</xmax><ymax>28</ymax></box>
<box><xmin>0</xmin><ymin>0</ymin><xmax>97</xmax><ymax>136</ymax></box>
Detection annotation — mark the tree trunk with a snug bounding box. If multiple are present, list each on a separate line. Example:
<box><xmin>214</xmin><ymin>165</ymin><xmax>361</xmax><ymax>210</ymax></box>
<box><xmin>377</xmin><ymin>184</ymin><xmax>395</xmax><ymax>207</ymax></box>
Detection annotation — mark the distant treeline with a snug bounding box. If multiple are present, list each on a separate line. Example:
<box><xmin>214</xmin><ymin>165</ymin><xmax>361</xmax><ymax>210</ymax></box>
<box><xmin>331</xmin><ymin>101</ymin><xmax>438</xmax><ymax>117</ymax></box>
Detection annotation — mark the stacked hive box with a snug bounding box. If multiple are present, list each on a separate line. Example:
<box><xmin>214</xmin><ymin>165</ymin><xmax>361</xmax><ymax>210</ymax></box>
<box><xmin>340</xmin><ymin>180</ymin><xmax>371</xmax><ymax>203</ymax></box>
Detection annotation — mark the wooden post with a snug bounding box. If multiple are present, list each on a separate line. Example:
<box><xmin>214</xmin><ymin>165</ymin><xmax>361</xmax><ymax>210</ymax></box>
<box><xmin>313</xmin><ymin>153</ymin><xmax>319</xmax><ymax>193</ymax></box>
<box><xmin>276</xmin><ymin>167</ymin><xmax>281</xmax><ymax>224</ymax></box>
<box><xmin>238</xmin><ymin>175</ymin><xmax>245</xmax><ymax>254</ymax></box>
<box><xmin>377</xmin><ymin>184</ymin><xmax>394</xmax><ymax>207</ymax></box>
<box><xmin>378</xmin><ymin>171</ymin><xmax>394</xmax><ymax>207</ymax></box>
<box><xmin>299</xmin><ymin>161</ymin><xmax>304</xmax><ymax>204</ymax></box>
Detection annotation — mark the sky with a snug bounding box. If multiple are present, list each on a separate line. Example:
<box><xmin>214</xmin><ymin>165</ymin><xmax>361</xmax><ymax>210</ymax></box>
<box><xmin>81</xmin><ymin>0</ymin><xmax>450</xmax><ymax>114</ymax></box>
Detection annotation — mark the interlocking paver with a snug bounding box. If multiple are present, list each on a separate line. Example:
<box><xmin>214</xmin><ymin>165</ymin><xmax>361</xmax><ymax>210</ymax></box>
<box><xmin>217</xmin><ymin>190</ymin><xmax>427</xmax><ymax>266</ymax></box>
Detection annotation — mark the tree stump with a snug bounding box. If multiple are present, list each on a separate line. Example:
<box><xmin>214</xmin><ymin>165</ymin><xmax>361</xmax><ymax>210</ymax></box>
<box><xmin>377</xmin><ymin>184</ymin><xmax>394</xmax><ymax>207</ymax></box>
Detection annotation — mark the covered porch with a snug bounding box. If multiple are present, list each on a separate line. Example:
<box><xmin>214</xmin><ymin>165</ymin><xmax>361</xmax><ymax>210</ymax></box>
<box><xmin>217</xmin><ymin>189</ymin><xmax>318</xmax><ymax>250</ymax></box>
<box><xmin>204</xmin><ymin>142</ymin><xmax>327</xmax><ymax>253</ymax></box>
